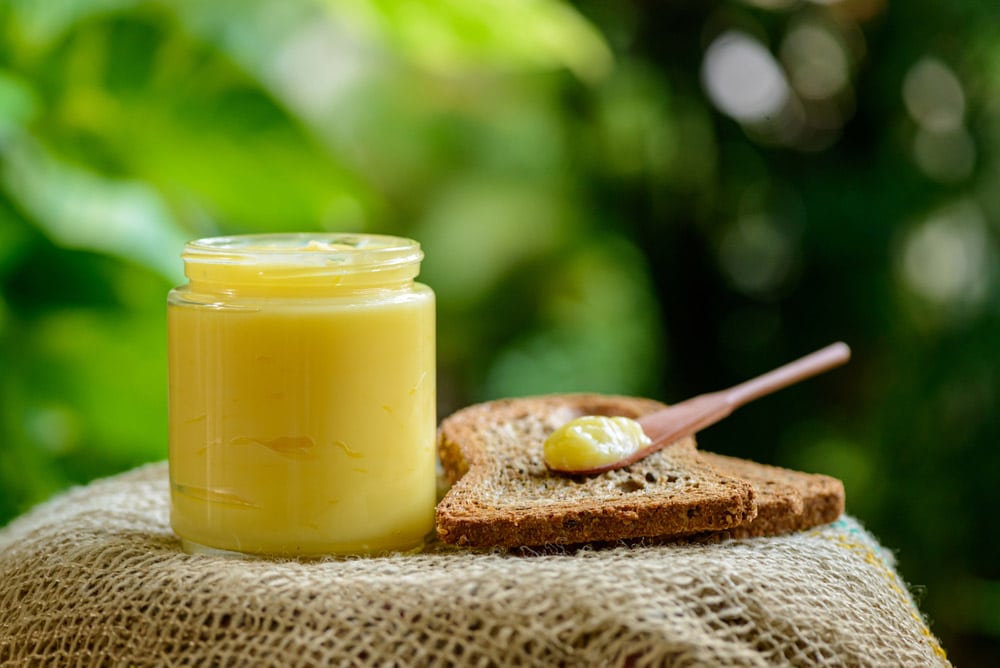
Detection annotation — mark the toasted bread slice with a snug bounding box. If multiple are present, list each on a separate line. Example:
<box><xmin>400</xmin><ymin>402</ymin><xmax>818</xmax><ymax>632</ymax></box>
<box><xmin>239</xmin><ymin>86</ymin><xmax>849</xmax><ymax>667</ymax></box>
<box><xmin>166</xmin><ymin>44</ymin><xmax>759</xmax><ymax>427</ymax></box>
<box><xmin>435</xmin><ymin>394</ymin><xmax>758</xmax><ymax>548</ymax></box>
<box><xmin>698</xmin><ymin>452</ymin><xmax>845</xmax><ymax>538</ymax></box>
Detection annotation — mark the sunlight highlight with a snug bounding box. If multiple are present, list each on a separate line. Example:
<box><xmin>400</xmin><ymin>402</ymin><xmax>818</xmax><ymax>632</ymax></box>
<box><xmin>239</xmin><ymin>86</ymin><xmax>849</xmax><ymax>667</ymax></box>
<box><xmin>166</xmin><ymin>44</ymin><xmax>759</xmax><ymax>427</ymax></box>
<box><xmin>702</xmin><ymin>31</ymin><xmax>790</xmax><ymax>124</ymax></box>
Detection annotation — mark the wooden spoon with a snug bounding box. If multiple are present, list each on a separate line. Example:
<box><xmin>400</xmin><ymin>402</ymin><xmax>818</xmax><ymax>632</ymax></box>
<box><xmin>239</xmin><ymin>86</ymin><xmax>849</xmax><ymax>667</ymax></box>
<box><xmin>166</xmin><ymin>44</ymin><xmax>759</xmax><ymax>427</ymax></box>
<box><xmin>551</xmin><ymin>342</ymin><xmax>851</xmax><ymax>475</ymax></box>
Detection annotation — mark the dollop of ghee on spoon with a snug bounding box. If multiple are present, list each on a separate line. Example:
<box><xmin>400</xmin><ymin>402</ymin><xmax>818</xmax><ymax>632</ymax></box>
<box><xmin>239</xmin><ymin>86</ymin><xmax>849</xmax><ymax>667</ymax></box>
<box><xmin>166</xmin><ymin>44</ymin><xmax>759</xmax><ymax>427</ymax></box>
<box><xmin>543</xmin><ymin>416</ymin><xmax>651</xmax><ymax>473</ymax></box>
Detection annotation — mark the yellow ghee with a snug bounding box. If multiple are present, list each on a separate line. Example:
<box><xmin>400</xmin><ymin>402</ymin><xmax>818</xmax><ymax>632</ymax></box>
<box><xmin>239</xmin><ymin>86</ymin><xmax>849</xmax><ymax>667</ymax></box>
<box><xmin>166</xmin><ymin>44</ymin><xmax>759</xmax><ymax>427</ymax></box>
<box><xmin>168</xmin><ymin>234</ymin><xmax>436</xmax><ymax>557</ymax></box>
<box><xmin>543</xmin><ymin>416</ymin><xmax>651</xmax><ymax>472</ymax></box>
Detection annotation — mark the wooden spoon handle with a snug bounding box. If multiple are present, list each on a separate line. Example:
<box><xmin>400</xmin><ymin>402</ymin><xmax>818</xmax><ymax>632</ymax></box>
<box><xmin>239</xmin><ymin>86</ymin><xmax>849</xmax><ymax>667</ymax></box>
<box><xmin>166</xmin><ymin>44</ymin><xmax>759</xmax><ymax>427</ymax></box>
<box><xmin>724</xmin><ymin>341</ymin><xmax>851</xmax><ymax>409</ymax></box>
<box><xmin>557</xmin><ymin>342</ymin><xmax>852</xmax><ymax>475</ymax></box>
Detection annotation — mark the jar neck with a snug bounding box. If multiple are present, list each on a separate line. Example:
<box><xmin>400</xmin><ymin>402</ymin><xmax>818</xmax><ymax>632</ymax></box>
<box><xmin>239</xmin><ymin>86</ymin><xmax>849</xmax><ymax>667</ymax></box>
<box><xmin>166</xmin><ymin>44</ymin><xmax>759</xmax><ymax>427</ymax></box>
<box><xmin>180</xmin><ymin>233</ymin><xmax>422</xmax><ymax>298</ymax></box>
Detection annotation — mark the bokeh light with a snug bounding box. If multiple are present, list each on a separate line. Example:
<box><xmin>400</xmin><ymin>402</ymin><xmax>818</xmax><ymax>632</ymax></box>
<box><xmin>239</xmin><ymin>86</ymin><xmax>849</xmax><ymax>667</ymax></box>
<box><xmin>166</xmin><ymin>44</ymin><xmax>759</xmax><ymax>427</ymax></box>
<box><xmin>780</xmin><ymin>21</ymin><xmax>849</xmax><ymax>102</ymax></box>
<box><xmin>912</xmin><ymin>126</ymin><xmax>976</xmax><ymax>183</ymax></box>
<box><xmin>701</xmin><ymin>31</ymin><xmax>791</xmax><ymax>125</ymax></box>
<box><xmin>900</xmin><ymin>201</ymin><xmax>993</xmax><ymax>310</ymax></box>
<box><xmin>903</xmin><ymin>57</ymin><xmax>966</xmax><ymax>133</ymax></box>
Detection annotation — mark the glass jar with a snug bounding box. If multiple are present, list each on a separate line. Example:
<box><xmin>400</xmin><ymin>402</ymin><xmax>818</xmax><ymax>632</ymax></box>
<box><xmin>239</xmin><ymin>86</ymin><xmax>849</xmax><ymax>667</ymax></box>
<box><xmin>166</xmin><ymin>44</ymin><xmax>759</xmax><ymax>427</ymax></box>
<box><xmin>167</xmin><ymin>233</ymin><xmax>436</xmax><ymax>557</ymax></box>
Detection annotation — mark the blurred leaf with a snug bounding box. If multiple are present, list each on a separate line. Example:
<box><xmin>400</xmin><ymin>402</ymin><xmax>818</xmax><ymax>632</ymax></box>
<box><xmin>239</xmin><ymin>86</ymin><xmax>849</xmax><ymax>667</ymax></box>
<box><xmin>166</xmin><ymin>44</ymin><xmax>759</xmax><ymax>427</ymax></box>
<box><xmin>0</xmin><ymin>197</ymin><xmax>34</xmax><ymax>275</ymax></box>
<box><xmin>32</xmin><ymin>9</ymin><xmax>373</xmax><ymax>233</ymax></box>
<box><xmin>0</xmin><ymin>299</ymin><xmax>168</xmax><ymax>522</ymax></box>
<box><xmin>592</xmin><ymin>60</ymin><xmax>675</xmax><ymax>178</ymax></box>
<box><xmin>27</xmin><ymin>307</ymin><xmax>167</xmax><ymax>462</ymax></box>
<box><xmin>2</xmin><ymin>137</ymin><xmax>187</xmax><ymax>282</ymax></box>
<box><xmin>417</xmin><ymin>177</ymin><xmax>572</xmax><ymax>308</ymax></box>
<box><xmin>483</xmin><ymin>237</ymin><xmax>663</xmax><ymax>398</ymax></box>
<box><xmin>0</xmin><ymin>69</ymin><xmax>37</xmax><ymax>138</ymax></box>
<box><xmin>332</xmin><ymin>0</ymin><xmax>612</xmax><ymax>81</ymax></box>
<box><xmin>5</xmin><ymin>0</ymin><xmax>141</xmax><ymax>52</ymax></box>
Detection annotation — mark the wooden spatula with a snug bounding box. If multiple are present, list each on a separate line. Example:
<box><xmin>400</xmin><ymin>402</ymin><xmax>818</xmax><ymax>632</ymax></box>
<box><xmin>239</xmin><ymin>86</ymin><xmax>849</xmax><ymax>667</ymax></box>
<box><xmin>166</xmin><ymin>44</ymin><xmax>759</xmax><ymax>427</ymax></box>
<box><xmin>556</xmin><ymin>342</ymin><xmax>851</xmax><ymax>475</ymax></box>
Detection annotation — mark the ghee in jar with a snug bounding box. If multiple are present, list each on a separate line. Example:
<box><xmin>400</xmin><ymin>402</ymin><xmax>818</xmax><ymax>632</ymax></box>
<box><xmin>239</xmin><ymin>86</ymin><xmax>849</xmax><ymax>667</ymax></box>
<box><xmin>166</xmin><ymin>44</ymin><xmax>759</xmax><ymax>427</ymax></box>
<box><xmin>167</xmin><ymin>234</ymin><xmax>436</xmax><ymax>557</ymax></box>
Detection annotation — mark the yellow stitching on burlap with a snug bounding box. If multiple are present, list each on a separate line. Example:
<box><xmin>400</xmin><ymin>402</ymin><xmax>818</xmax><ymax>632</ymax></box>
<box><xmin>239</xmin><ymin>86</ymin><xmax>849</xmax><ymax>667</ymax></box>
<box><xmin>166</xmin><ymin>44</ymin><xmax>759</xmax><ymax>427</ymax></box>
<box><xmin>822</xmin><ymin>528</ymin><xmax>948</xmax><ymax>661</ymax></box>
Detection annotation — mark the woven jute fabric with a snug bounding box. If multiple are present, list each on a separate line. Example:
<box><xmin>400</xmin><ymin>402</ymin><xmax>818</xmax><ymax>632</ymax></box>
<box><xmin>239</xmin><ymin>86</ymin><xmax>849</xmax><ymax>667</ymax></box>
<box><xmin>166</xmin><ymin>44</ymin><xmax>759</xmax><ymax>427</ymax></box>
<box><xmin>0</xmin><ymin>463</ymin><xmax>948</xmax><ymax>667</ymax></box>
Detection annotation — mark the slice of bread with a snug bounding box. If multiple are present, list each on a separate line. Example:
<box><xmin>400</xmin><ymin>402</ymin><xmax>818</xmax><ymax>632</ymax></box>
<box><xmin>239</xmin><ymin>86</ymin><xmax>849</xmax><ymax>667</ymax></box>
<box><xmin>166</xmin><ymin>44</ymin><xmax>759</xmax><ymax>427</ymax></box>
<box><xmin>697</xmin><ymin>452</ymin><xmax>845</xmax><ymax>539</ymax></box>
<box><xmin>435</xmin><ymin>394</ymin><xmax>758</xmax><ymax>548</ymax></box>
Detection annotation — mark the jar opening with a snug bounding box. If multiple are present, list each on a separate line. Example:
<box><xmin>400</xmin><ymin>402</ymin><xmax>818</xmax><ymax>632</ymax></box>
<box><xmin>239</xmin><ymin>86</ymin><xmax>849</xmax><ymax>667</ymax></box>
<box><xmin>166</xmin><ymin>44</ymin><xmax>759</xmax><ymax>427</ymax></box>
<box><xmin>184</xmin><ymin>233</ymin><xmax>421</xmax><ymax>267</ymax></box>
<box><xmin>180</xmin><ymin>233</ymin><xmax>423</xmax><ymax>296</ymax></box>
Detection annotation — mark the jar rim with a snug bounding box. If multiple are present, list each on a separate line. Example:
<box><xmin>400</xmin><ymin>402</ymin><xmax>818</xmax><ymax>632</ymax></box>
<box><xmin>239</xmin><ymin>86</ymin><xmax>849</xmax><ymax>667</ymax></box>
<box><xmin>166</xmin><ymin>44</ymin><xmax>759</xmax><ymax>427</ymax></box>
<box><xmin>182</xmin><ymin>233</ymin><xmax>422</xmax><ymax>268</ymax></box>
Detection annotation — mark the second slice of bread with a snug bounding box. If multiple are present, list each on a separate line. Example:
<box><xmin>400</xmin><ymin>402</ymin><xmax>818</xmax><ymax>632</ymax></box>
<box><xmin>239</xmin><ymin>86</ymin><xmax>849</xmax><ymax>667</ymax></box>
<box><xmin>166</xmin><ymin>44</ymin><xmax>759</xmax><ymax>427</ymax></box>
<box><xmin>697</xmin><ymin>452</ymin><xmax>845</xmax><ymax>539</ymax></box>
<box><xmin>436</xmin><ymin>394</ymin><xmax>758</xmax><ymax>548</ymax></box>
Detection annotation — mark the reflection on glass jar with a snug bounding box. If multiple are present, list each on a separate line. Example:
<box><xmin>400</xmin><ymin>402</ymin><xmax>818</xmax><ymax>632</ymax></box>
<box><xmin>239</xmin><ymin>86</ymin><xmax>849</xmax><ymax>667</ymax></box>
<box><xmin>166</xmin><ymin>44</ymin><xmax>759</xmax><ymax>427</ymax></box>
<box><xmin>167</xmin><ymin>234</ymin><xmax>436</xmax><ymax>557</ymax></box>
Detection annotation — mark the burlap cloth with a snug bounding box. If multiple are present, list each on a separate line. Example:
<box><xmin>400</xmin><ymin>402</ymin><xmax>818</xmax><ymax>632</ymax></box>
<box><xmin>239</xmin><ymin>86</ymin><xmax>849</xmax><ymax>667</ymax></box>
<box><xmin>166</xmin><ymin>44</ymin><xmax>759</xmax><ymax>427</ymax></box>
<box><xmin>0</xmin><ymin>463</ymin><xmax>948</xmax><ymax>667</ymax></box>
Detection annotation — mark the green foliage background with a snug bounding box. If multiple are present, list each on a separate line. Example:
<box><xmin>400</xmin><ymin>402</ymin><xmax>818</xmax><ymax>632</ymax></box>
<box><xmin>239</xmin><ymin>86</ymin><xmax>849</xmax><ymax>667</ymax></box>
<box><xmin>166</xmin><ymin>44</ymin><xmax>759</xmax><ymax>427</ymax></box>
<box><xmin>1</xmin><ymin>0</ymin><xmax>997</xmax><ymax>662</ymax></box>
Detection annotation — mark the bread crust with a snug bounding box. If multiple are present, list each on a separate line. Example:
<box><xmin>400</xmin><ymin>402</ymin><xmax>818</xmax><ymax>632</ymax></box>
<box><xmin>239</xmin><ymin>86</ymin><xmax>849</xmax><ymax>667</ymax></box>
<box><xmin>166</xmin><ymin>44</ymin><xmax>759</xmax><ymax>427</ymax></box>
<box><xmin>435</xmin><ymin>394</ymin><xmax>758</xmax><ymax>548</ymax></box>
<box><xmin>697</xmin><ymin>452</ymin><xmax>845</xmax><ymax>539</ymax></box>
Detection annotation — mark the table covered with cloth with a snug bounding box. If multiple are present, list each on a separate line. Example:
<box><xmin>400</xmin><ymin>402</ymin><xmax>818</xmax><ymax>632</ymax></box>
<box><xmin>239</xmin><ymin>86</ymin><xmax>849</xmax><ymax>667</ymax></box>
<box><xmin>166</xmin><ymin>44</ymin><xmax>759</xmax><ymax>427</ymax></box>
<box><xmin>0</xmin><ymin>463</ymin><xmax>949</xmax><ymax>666</ymax></box>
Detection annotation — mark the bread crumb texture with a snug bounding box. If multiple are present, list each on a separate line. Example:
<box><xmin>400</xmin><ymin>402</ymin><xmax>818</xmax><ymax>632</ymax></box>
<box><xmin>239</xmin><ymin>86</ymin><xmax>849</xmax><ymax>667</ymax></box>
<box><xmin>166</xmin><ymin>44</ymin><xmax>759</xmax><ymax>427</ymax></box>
<box><xmin>435</xmin><ymin>394</ymin><xmax>760</xmax><ymax>547</ymax></box>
